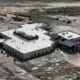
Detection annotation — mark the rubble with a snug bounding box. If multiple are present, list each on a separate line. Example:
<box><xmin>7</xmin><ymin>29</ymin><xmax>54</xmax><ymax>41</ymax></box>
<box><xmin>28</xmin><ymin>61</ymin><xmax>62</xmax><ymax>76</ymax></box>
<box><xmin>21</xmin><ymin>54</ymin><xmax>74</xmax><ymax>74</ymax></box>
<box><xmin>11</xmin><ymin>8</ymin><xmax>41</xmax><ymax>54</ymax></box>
<box><xmin>12</xmin><ymin>15</ymin><xmax>26</xmax><ymax>21</ymax></box>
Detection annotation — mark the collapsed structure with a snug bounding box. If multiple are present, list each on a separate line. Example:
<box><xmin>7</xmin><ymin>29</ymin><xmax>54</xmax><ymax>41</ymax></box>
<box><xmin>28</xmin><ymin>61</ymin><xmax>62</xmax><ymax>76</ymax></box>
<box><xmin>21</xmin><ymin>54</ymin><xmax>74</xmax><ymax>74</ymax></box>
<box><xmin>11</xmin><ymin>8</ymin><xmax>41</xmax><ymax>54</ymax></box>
<box><xmin>0</xmin><ymin>23</ymin><xmax>54</xmax><ymax>60</ymax></box>
<box><xmin>50</xmin><ymin>30</ymin><xmax>80</xmax><ymax>54</ymax></box>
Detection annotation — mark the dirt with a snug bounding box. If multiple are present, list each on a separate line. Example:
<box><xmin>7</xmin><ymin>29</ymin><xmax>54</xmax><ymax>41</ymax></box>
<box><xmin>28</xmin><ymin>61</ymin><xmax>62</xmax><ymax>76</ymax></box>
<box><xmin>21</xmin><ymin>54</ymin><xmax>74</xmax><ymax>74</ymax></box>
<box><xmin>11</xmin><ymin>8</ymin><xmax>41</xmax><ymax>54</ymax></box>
<box><xmin>0</xmin><ymin>1</ymin><xmax>79</xmax><ymax>80</ymax></box>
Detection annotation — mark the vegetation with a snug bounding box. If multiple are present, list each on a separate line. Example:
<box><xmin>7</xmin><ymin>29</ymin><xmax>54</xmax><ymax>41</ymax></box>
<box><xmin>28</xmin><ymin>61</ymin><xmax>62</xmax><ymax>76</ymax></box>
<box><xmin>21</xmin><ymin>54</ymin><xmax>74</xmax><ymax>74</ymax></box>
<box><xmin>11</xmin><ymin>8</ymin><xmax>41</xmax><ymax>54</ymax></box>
<box><xmin>14</xmin><ymin>9</ymin><xmax>53</xmax><ymax>25</ymax></box>
<box><xmin>30</xmin><ymin>7</ymin><xmax>80</xmax><ymax>23</ymax></box>
<box><xmin>14</xmin><ymin>7</ymin><xmax>80</xmax><ymax>25</ymax></box>
<box><xmin>44</xmin><ymin>7</ymin><xmax>80</xmax><ymax>16</ymax></box>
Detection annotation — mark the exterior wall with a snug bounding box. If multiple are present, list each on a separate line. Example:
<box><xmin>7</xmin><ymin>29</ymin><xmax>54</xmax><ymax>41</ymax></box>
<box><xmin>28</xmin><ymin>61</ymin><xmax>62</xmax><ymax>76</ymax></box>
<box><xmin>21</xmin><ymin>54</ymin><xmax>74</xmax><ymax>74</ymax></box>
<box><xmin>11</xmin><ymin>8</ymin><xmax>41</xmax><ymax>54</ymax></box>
<box><xmin>2</xmin><ymin>43</ymin><xmax>54</xmax><ymax>60</ymax></box>
<box><xmin>2</xmin><ymin>43</ymin><xmax>24</xmax><ymax>60</ymax></box>
<box><xmin>0</xmin><ymin>33</ymin><xmax>11</xmax><ymax>39</ymax></box>
<box><xmin>23</xmin><ymin>46</ymin><xmax>53</xmax><ymax>60</ymax></box>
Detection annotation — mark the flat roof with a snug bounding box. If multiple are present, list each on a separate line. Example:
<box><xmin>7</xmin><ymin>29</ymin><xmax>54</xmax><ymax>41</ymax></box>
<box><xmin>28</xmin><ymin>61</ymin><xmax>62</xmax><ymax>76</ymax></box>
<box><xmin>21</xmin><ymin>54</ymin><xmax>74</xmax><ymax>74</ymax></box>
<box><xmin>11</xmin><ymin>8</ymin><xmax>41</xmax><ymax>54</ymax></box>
<box><xmin>62</xmin><ymin>40</ymin><xmax>76</xmax><ymax>47</ymax></box>
<box><xmin>1</xmin><ymin>23</ymin><xmax>53</xmax><ymax>54</ymax></box>
<box><xmin>57</xmin><ymin>30</ymin><xmax>80</xmax><ymax>40</ymax></box>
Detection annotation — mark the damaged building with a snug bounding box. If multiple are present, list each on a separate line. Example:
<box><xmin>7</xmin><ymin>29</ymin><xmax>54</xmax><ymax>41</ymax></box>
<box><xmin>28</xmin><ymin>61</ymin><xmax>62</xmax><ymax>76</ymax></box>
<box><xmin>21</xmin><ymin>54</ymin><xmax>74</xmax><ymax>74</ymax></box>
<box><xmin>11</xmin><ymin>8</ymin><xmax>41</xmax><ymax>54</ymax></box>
<box><xmin>0</xmin><ymin>23</ymin><xmax>54</xmax><ymax>61</ymax></box>
<box><xmin>50</xmin><ymin>30</ymin><xmax>80</xmax><ymax>54</ymax></box>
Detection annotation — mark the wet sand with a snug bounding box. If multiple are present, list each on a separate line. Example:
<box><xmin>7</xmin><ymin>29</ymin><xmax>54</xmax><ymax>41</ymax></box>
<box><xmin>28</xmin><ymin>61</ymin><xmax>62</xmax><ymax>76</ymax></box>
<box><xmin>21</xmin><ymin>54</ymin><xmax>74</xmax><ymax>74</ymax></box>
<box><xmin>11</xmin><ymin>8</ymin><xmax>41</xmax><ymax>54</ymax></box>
<box><xmin>64</xmin><ymin>54</ymin><xmax>80</xmax><ymax>67</ymax></box>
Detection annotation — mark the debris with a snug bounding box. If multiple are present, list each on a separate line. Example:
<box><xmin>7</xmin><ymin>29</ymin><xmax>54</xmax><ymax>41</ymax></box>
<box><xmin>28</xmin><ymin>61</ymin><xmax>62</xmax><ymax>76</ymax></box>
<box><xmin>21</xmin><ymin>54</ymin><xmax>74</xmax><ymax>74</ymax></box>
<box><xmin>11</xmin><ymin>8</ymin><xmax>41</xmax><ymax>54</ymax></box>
<box><xmin>12</xmin><ymin>15</ymin><xmax>26</xmax><ymax>21</ymax></box>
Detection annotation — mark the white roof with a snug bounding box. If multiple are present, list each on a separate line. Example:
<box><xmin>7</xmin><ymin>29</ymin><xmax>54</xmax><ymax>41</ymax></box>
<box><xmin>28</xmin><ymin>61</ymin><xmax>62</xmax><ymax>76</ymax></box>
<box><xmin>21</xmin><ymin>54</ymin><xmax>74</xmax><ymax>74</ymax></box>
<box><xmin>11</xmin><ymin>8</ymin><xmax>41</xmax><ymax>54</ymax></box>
<box><xmin>21</xmin><ymin>23</ymin><xmax>46</xmax><ymax>28</ymax></box>
<box><xmin>58</xmin><ymin>30</ymin><xmax>80</xmax><ymax>40</ymax></box>
<box><xmin>1</xmin><ymin>23</ymin><xmax>53</xmax><ymax>54</ymax></box>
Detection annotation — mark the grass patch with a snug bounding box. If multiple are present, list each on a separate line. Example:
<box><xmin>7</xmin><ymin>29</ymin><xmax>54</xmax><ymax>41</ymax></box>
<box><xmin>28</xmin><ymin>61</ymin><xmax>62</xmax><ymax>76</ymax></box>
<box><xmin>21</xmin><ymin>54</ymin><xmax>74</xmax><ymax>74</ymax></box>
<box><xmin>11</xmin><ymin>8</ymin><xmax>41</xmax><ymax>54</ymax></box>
<box><xmin>15</xmin><ymin>13</ymin><xmax>53</xmax><ymax>25</ymax></box>
<box><xmin>44</xmin><ymin>7</ymin><xmax>80</xmax><ymax>16</ymax></box>
<box><xmin>14</xmin><ymin>7</ymin><xmax>80</xmax><ymax>25</ymax></box>
<box><xmin>31</xmin><ymin>15</ymin><xmax>53</xmax><ymax>24</ymax></box>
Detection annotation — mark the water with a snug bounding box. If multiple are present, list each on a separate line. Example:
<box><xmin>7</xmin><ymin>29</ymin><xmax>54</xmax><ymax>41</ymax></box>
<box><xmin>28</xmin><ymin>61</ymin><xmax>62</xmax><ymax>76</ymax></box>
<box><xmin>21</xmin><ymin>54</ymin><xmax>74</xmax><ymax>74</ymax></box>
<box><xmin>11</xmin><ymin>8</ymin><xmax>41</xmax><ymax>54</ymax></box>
<box><xmin>0</xmin><ymin>1</ymin><xmax>80</xmax><ymax>9</ymax></box>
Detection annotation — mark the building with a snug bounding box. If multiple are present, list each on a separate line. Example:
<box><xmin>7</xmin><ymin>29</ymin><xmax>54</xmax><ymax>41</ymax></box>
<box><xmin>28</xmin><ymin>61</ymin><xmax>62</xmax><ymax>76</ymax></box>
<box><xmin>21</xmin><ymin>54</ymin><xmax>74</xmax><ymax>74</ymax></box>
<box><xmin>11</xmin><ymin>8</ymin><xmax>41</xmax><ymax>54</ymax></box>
<box><xmin>50</xmin><ymin>30</ymin><xmax>80</xmax><ymax>54</ymax></box>
<box><xmin>0</xmin><ymin>23</ymin><xmax>54</xmax><ymax>61</ymax></box>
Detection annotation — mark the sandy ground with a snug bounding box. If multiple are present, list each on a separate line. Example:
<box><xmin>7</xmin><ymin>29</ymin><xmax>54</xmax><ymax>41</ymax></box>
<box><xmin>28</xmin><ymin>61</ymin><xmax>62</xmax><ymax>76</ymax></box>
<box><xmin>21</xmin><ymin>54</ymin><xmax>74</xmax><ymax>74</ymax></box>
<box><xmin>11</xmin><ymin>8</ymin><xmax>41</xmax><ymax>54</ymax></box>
<box><xmin>0</xmin><ymin>1</ymin><xmax>80</xmax><ymax>80</ymax></box>
<box><xmin>14</xmin><ymin>15</ymin><xmax>80</xmax><ymax>80</ymax></box>
<box><xmin>0</xmin><ymin>14</ymin><xmax>80</xmax><ymax>80</ymax></box>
